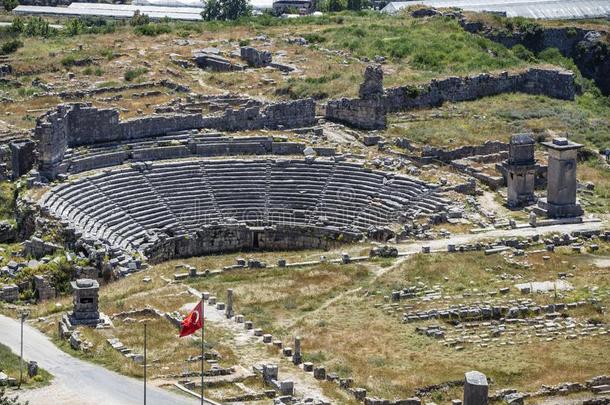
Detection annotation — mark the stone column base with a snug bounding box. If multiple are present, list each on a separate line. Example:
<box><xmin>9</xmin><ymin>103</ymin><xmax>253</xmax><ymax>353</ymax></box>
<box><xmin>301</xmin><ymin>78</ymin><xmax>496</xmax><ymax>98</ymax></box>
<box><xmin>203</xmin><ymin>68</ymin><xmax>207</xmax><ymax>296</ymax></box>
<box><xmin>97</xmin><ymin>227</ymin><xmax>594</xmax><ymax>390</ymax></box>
<box><xmin>534</xmin><ymin>198</ymin><xmax>583</xmax><ymax>218</ymax></box>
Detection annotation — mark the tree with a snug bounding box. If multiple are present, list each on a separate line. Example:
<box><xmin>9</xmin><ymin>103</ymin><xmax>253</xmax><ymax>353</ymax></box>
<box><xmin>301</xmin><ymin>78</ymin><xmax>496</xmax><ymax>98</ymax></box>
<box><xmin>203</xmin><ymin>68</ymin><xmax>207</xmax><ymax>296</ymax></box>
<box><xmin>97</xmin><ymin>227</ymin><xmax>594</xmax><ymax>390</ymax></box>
<box><xmin>130</xmin><ymin>10</ymin><xmax>150</xmax><ymax>26</ymax></box>
<box><xmin>347</xmin><ymin>0</ymin><xmax>361</xmax><ymax>10</ymax></box>
<box><xmin>3</xmin><ymin>0</ymin><xmax>19</xmax><ymax>12</ymax></box>
<box><xmin>326</xmin><ymin>0</ymin><xmax>344</xmax><ymax>12</ymax></box>
<box><xmin>201</xmin><ymin>0</ymin><xmax>251</xmax><ymax>21</ymax></box>
<box><xmin>65</xmin><ymin>18</ymin><xmax>86</xmax><ymax>36</ymax></box>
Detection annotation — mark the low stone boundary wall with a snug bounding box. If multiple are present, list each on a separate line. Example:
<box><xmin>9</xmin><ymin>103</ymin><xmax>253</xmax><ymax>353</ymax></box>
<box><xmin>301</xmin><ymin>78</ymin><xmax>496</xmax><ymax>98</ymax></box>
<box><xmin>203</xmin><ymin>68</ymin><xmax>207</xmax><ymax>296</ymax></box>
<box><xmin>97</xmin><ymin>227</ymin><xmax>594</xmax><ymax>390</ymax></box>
<box><xmin>423</xmin><ymin>140</ymin><xmax>508</xmax><ymax>162</ymax></box>
<box><xmin>70</xmin><ymin>151</ymin><xmax>129</xmax><ymax>173</ymax></box>
<box><xmin>56</xmin><ymin>79</ymin><xmax>190</xmax><ymax>100</ymax></box>
<box><xmin>58</xmin><ymin>138</ymin><xmax>334</xmax><ymax>176</ymax></box>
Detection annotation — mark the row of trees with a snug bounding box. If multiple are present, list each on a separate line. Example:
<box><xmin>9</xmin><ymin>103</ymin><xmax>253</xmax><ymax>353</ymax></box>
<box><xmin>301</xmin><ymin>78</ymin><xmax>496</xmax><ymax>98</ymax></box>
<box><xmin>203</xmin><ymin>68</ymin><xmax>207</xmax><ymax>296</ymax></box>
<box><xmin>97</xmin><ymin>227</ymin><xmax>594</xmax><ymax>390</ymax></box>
<box><xmin>323</xmin><ymin>0</ymin><xmax>366</xmax><ymax>12</ymax></box>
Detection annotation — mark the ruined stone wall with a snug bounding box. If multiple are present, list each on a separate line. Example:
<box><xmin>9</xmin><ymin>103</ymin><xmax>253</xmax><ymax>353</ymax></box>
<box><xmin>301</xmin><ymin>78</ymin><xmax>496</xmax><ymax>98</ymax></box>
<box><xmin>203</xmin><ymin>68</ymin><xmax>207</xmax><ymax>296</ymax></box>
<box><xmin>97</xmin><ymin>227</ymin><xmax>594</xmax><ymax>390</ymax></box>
<box><xmin>325</xmin><ymin>67</ymin><xmax>576</xmax><ymax>130</ymax></box>
<box><xmin>204</xmin><ymin>98</ymin><xmax>316</xmax><ymax>131</ymax></box>
<box><xmin>34</xmin><ymin>105</ymin><xmax>70</xmax><ymax>178</ymax></box>
<box><xmin>35</xmin><ymin>98</ymin><xmax>317</xmax><ymax>178</ymax></box>
<box><xmin>384</xmin><ymin>68</ymin><xmax>575</xmax><ymax>113</ymax></box>
<box><xmin>145</xmin><ymin>224</ymin><xmax>358</xmax><ymax>263</ymax></box>
<box><xmin>462</xmin><ymin>21</ymin><xmax>610</xmax><ymax>96</ymax></box>
<box><xmin>10</xmin><ymin>140</ymin><xmax>36</xmax><ymax>179</ymax></box>
<box><xmin>423</xmin><ymin>140</ymin><xmax>508</xmax><ymax>162</ymax></box>
<box><xmin>61</xmin><ymin>104</ymin><xmax>204</xmax><ymax>147</ymax></box>
<box><xmin>325</xmin><ymin>98</ymin><xmax>387</xmax><ymax>130</ymax></box>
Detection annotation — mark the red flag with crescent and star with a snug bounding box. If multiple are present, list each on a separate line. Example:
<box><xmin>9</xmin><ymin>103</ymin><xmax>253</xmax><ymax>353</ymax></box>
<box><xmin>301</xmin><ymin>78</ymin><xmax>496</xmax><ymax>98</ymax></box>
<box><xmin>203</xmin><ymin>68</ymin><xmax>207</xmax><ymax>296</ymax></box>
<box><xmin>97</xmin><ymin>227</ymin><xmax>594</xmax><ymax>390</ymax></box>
<box><xmin>179</xmin><ymin>301</ymin><xmax>203</xmax><ymax>337</ymax></box>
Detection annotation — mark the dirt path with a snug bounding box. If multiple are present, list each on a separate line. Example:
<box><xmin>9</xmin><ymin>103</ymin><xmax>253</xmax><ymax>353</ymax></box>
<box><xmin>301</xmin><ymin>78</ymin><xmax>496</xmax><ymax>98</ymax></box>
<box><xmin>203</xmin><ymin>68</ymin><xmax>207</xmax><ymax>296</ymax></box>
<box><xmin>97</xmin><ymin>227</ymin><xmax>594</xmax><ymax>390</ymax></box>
<box><xmin>184</xmin><ymin>290</ymin><xmax>333</xmax><ymax>403</ymax></box>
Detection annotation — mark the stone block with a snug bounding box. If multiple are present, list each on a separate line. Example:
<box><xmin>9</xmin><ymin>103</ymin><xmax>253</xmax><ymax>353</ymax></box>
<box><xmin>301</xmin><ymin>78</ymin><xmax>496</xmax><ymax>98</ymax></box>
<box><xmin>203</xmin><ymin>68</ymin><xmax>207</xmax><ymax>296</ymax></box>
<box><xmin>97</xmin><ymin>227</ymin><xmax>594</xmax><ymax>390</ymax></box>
<box><xmin>313</xmin><ymin>366</ymin><xmax>326</xmax><ymax>380</ymax></box>
<box><xmin>464</xmin><ymin>370</ymin><xmax>488</xmax><ymax>405</ymax></box>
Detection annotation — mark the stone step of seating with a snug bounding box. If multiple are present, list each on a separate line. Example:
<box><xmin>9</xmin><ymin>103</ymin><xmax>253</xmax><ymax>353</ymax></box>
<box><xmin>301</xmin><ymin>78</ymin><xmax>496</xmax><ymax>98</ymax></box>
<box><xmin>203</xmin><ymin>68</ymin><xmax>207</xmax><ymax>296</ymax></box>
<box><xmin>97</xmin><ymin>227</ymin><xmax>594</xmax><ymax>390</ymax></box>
<box><xmin>44</xmin><ymin>158</ymin><xmax>446</xmax><ymax>252</ymax></box>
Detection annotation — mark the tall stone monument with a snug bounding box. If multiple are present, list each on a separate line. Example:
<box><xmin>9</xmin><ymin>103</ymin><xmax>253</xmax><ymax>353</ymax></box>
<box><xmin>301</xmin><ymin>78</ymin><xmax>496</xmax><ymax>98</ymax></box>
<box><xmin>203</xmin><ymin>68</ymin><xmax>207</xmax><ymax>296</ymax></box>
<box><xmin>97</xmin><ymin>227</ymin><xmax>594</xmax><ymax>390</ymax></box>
<box><xmin>69</xmin><ymin>278</ymin><xmax>101</xmax><ymax>326</ymax></box>
<box><xmin>59</xmin><ymin>278</ymin><xmax>107</xmax><ymax>338</ymax></box>
<box><xmin>503</xmin><ymin>133</ymin><xmax>538</xmax><ymax>208</ymax></box>
<box><xmin>536</xmin><ymin>137</ymin><xmax>584</xmax><ymax>218</ymax></box>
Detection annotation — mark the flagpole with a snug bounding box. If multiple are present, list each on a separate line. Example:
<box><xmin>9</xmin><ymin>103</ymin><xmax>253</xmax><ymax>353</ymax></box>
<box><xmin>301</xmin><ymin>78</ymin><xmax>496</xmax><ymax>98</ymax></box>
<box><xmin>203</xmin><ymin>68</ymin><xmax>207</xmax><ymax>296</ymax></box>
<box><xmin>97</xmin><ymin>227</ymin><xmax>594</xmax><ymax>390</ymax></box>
<box><xmin>201</xmin><ymin>293</ymin><xmax>204</xmax><ymax>405</ymax></box>
<box><xmin>144</xmin><ymin>322</ymin><xmax>147</xmax><ymax>405</ymax></box>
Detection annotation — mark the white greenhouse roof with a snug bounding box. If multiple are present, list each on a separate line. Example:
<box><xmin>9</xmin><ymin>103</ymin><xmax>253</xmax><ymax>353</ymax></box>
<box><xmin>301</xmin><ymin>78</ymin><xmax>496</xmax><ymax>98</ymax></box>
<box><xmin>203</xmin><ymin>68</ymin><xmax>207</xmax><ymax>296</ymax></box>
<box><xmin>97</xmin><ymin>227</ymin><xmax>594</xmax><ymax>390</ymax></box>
<box><xmin>132</xmin><ymin>0</ymin><xmax>272</xmax><ymax>9</ymax></box>
<box><xmin>382</xmin><ymin>0</ymin><xmax>610</xmax><ymax>19</ymax></box>
<box><xmin>14</xmin><ymin>3</ymin><xmax>204</xmax><ymax>20</ymax></box>
<box><xmin>14</xmin><ymin>0</ymin><xmax>273</xmax><ymax>21</ymax></box>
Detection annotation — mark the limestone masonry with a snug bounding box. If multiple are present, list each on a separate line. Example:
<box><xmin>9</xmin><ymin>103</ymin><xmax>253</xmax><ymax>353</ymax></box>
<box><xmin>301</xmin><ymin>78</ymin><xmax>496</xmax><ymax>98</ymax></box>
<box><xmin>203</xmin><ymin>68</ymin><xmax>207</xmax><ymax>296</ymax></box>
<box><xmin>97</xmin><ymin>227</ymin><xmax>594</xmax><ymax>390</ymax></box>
<box><xmin>325</xmin><ymin>65</ymin><xmax>576</xmax><ymax>130</ymax></box>
<box><xmin>35</xmin><ymin>98</ymin><xmax>316</xmax><ymax>179</ymax></box>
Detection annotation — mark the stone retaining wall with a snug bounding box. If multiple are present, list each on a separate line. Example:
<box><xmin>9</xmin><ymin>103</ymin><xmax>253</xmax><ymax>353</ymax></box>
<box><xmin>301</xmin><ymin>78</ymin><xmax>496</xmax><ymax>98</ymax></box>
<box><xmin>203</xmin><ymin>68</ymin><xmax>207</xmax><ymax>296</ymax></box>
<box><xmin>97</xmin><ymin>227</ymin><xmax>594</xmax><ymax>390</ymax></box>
<box><xmin>461</xmin><ymin>19</ymin><xmax>610</xmax><ymax>96</ymax></box>
<box><xmin>325</xmin><ymin>66</ymin><xmax>576</xmax><ymax>130</ymax></box>
<box><xmin>324</xmin><ymin>98</ymin><xmax>387</xmax><ymax>130</ymax></box>
<box><xmin>384</xmin><ymin>68</ymin><xmax>575</xmax><ymax>113</ymax></box>
<box><xmin>35</xmin><ymin>98</ymin><xmax>316</xmax><ymax>179</ymax></box>
<box><xmin>145</xmin><ymin>224</ymin><xmax>359</xmax><ymax>263</ymax></box>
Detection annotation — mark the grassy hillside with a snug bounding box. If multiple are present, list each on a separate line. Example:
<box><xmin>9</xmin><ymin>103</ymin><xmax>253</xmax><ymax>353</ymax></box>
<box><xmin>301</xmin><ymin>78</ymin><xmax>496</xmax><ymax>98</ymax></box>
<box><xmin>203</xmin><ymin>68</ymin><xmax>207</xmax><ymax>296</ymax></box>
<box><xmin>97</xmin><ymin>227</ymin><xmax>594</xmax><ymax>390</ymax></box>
<box><xmin>0</xmin><ymin>182</ymin><xmax>16</xmax><ymax>223</ymax></box>
<box><xmin>0</xmin><ymin>342</ymin><xmax>52</xmax><ymax>388</ymax></box>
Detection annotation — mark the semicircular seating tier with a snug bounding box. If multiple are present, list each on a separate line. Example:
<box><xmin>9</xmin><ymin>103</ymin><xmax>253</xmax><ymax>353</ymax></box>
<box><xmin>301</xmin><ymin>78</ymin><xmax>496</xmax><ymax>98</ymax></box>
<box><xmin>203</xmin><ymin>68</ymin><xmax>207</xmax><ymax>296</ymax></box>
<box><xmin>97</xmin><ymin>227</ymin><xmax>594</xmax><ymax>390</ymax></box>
<box><xmin>42</xmin><ymin>158</ymin><xmax>448</xmax><ymax>254</ymax></box>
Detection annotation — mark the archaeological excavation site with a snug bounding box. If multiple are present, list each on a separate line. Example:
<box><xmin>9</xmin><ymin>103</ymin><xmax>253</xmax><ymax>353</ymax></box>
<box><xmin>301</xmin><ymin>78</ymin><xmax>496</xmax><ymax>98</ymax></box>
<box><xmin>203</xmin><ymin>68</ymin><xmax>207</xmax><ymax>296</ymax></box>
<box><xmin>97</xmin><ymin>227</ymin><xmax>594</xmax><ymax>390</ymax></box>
<box><xmin>0</xmin><ymin>4</ymin><xmax>609</xmax><ymax>405</ymax></box>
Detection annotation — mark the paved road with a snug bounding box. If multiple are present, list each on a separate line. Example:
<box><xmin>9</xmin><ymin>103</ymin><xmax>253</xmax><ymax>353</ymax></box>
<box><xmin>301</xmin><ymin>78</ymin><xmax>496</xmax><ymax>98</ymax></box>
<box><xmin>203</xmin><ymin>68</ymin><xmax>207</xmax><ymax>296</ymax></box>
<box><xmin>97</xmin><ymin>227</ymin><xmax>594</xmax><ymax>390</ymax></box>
<box><xmin>0</xmin><ymin>314</ymin><xmax>201</xmax><ymax>405</ymax></box>
<box><xmin>394</xmin><ymin>220</ymin><xmax>605</xmax><ymax>253</ymax></box>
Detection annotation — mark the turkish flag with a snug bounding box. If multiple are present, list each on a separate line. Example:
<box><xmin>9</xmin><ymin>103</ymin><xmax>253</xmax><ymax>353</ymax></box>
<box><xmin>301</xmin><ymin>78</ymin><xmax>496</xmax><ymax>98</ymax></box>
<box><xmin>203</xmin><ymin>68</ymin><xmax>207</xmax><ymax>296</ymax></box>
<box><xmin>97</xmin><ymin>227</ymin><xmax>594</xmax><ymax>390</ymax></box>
<box><xmin>179</xmin><ymin>301</ymin><xmax>204</xmax><ymax>337</ymax></box>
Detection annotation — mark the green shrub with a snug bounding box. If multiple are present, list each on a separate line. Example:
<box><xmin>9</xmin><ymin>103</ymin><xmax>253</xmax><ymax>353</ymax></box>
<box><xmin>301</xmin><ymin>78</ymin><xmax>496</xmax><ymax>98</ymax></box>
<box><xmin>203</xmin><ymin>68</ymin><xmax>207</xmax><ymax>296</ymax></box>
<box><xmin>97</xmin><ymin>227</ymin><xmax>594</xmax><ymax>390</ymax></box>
<box><xmin>83</xmin><ymin>66</ymin><xmax>103</xmax><ymax>76</ymax></box>
<box><xmin>512</xmin><ymin>44</ymin><xmax>536</xmax><ymax>62</ymax></box>
<box><xmin>0</xmin><ymin>39</ymin><xmax>23</xmax><ymax>55</ymax></box>
<box><xmin>65</xmin><ymin>18</ymin><xmax>86</xmax><ymax>36</ymax></box>
<box><xmin>2</xmin><ymin>0</ymin><xmax>19</xmax><ymax>11</ymax></box>
<box><xmin>100</xmin><ymin>48</ymin><xmax>119</xmax><ymax>60</ymax></box>
<box><xmin>302</xmin><ymin>33</ymin><xmax>326</xmax><ymax>43</ymax></box>
<box><xmin>60</xmin><ymin>54</ymin><xmax>77</xmax><ymax>67</ymax></box>
<box><xmin>130</xmin><ymin>10</ymin><xmax>150</xmax><ymax>26</ymax></box>
<box><xmin>133</xmin><ymin>23</ymin><xmax>172</xmax><ymax>36</ymax></box>
<box><xmin>124</xmin><ymin>67</ymin><xmax>148</xmax><ymax>81</ymax></box>
<box><xmin>22</xmin><ymin>16</ymin><xmax>54</xmax><ymax>37</ymax></box>
<box><xmin>0</xmin><ymin>181</ymin><xmax>16</xmax><ymax>221</ymax></box>
<box><xmin>201</xmin><ymin>0</ymin><xmax>252</xmax><ymax>21</ymax></box>
<box><xmin>318</xmin><ymin>0</ymin><xmax>345</xmax><ymax>12</ymax></box>
<box><xmin>9</xmin><ymin>16</ymin><xmax>24</xmax><ymax>33</ymax></box>
<box><xmin>347</xmin><ymin>0</ymin><xmax>361</xmax><ymax>11</ymax></box>
<box><xmin>538</xmin><ymin>47</ymin><xmax>579</xmax><ymax>74</ymax></box>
